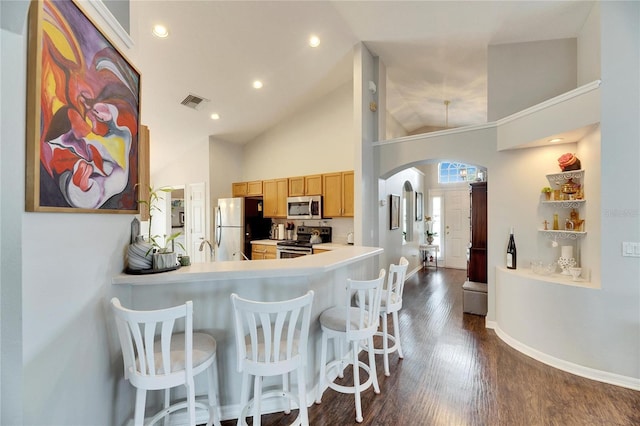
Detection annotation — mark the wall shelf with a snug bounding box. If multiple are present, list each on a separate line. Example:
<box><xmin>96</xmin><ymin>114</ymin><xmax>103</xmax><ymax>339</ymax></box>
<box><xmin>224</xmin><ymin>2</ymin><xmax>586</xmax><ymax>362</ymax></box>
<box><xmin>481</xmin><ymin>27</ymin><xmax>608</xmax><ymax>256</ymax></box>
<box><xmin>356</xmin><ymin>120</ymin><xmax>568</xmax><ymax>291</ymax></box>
<box><xmin>539</xmin><ymin>230</ymin><xmax>587</xmax><ymax>240</ymax></box>
<box><xmin>546</xmin><ymin>169</ymin><xmax>584</xmax><ymax>185</ymax></box>
<box><xmin>541</xmin><ymin>200</ymin><xmax>586</xmax><ymax>209</ymax></box>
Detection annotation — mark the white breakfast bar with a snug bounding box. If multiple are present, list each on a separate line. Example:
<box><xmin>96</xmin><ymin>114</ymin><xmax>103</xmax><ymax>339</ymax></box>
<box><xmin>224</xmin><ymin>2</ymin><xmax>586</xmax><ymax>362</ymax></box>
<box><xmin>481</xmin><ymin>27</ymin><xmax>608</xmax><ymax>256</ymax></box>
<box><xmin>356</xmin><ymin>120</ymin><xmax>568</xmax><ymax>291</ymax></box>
<box><xmin>112</xmin><ymin>245</ymin><xmax>383</xmax><ymax>421</ymax></box>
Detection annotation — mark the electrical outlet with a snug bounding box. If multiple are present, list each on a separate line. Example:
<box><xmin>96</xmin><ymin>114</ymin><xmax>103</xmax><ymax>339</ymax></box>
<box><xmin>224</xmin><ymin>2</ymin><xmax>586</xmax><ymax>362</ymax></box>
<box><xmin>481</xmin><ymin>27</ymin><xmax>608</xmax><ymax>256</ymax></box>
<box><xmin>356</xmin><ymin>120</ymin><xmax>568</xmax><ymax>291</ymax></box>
<box><xmin>622</xmin><ymin>242</ymin><xmax>640</xmax><ymax>257</ymax></box>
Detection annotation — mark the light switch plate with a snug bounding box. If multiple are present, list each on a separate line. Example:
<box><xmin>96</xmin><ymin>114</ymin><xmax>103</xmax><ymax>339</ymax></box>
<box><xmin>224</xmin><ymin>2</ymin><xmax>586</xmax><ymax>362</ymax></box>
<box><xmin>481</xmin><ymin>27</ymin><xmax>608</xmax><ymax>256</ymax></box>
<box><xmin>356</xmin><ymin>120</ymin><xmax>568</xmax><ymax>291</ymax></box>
<box><xmin>622</xmin><ymin>242</ymin><xmax>640</xmax><ymax>257</ymax></box>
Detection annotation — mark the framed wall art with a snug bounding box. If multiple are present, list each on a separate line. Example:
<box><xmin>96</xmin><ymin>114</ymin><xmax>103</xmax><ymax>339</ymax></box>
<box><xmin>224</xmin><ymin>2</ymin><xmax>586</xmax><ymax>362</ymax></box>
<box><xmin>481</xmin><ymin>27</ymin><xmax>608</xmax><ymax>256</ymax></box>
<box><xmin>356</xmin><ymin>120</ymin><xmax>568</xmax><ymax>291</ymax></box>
<box><xmin>415</xmin><ymin>191</ymin><xmax>423</xmax><ymax>221</ymax></box>
<box><xmin>390</xmin><ymin>194</ymin><xmax>400</xmax><ymax>230</ymax></box>
<box><xmin>26</xmin><ymin>0</ymin><xmax>141</xmax><ymax>213</ymax></box>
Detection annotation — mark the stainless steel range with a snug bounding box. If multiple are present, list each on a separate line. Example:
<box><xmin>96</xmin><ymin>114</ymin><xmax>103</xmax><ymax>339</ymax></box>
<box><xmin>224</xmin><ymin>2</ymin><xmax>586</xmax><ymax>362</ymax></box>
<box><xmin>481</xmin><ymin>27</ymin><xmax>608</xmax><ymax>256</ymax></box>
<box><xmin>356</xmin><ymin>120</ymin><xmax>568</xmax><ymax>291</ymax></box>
<box><xmin>277</xmin><ymin>226</ymin><xmax>332</xmax><ymax>258</ymax></box>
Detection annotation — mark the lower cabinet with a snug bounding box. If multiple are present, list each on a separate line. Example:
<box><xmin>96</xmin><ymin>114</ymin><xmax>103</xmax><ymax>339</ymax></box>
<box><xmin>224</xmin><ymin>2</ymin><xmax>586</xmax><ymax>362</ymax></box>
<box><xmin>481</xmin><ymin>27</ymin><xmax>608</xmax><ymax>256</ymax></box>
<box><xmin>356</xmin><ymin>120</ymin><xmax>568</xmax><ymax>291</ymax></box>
<box><xmin>251</xmin><ymin>244</ymin><xmax>277</xmax><ymax>260</ymax></box>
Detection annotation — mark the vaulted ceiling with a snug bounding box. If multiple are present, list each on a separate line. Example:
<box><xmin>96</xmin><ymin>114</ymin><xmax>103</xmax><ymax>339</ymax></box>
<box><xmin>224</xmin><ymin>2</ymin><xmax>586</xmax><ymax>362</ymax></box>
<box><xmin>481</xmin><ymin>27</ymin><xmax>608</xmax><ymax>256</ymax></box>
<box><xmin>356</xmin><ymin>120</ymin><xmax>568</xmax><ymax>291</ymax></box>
<box><xmin>130</xmin><ymin>1</ymin><xmax>595</xmax><ymax>145</ymax></box>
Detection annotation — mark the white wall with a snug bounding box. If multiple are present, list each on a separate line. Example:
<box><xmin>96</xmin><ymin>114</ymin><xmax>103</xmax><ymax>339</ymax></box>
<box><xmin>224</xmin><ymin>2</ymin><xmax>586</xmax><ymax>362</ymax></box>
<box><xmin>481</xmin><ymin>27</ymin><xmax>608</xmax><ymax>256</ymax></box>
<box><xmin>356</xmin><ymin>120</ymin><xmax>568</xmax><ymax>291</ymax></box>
<box><xmin>241</xmin><ymin>82</ymin><xmax>354</xmax><ymax>181</ymax></box>
<box><xmin>378</xmin><ymin>168</ymin><xmax>425</xmax><ymax>272</ymax></box>
<box><xmin>1</xmin><ymin>2</ymin><xmax>136</xmax><ymax>424</ymax></box>
<box><xmin>488</xmin><ymin>38</ymin><xmax>577</xmax><ymax>121</ymax></box>
<box><xmin>386</xmin><ymin>111</ymin><xmax>408</xmax><ymax>140</ymax></box>
<box><xmin>577</xmin><ymin>2</ymin><xmax>601</xmax><ymax>85</ymax></box>
<box><xmin>1</xmin><ymin>14</ymin><xmax>27</xmax><ymax>425</ymax></box>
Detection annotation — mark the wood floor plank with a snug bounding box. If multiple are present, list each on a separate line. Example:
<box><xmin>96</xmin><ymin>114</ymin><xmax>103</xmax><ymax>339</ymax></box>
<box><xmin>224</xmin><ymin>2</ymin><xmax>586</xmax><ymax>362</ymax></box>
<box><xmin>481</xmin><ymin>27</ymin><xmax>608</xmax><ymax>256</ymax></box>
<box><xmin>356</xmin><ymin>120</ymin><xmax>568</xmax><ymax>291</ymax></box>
<box><xmin>222</xmin><ymin>267</ymin><xmax>640</xmax><ymax>425</ymax></box>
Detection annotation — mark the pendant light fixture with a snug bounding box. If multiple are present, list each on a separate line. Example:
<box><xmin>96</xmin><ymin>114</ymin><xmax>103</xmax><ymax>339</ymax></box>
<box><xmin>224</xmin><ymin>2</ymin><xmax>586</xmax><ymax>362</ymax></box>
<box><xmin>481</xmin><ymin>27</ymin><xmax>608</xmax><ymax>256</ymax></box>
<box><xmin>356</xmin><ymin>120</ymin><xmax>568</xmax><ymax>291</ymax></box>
<box><xmin>444</xmin><ymin>100</ymin><xmax>450</xmax><ymax>128</ymax></box>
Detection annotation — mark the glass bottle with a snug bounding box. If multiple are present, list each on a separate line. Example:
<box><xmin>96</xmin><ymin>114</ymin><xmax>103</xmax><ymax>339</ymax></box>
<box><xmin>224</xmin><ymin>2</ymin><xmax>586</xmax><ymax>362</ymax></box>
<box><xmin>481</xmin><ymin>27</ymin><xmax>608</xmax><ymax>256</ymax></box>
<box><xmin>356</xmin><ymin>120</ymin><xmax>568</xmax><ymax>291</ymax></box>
<box><xmin>506</xmin><ymin>227</ymin><xmax>517</xmax><ymax>269</ymax></box>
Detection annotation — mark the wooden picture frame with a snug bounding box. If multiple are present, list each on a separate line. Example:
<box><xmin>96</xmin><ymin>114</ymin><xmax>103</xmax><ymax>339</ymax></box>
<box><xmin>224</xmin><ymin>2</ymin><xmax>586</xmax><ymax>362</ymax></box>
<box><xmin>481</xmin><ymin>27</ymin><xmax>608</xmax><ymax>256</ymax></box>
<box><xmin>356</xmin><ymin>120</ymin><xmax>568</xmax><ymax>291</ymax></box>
<box><xmin>415</xmin><ymin>191</ymin><xmax>423</xmax><ymax>221</ymax></box>
<box><xmin>390</xmin><ymin>194</ymin><xmax>400</xmax><ymax>230</ymax></box>
<box><xmin>26</xmin><ymin>0</ymin><xmax>141</xmax><ymax>213</ymax></box>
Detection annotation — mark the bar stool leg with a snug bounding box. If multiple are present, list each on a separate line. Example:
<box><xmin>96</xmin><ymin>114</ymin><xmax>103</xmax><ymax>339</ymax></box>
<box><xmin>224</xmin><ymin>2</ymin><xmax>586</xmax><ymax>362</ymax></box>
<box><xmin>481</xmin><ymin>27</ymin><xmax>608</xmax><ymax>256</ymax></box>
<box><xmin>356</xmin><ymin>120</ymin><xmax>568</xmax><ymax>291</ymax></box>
<box><xmin>352</xmin><ymin>340</ymin><xmax>363</xmax><ymax>423</ymax></box>
<box><xmin>368</xmin><ymin>335</ymin><xmax>380</xmax><ymax>395</ymax></box>
<box><xmin>297</xmin><ymin>365</ymin><xmax>309</xmax><ymax>424</ymax></box>
<box><xmin>237</xmin><ymin>372</ymin><xmax>250</xmax><ymax>426</ymax></box>
<box><xmin>134</xmin><ymin>388</ymin><xmax>146</xmax><ymax>426</ymax></box>
<box><xmin>393</xmin><ymin>311</ymin><xmax>404</xmax><ymax>359</ymax></box>
<box><xmin>316</xmin><ymin>332</ymin><xmax>328</xmax><ymax>403</ymax></box>
<box><xmin>253</xmin><ymin>375</ymin><xmax>262</xmax><ymax>426</ymax></box>
<box><xmin>382</xmin><ymin>314</ymin><xmax>390</xmax><ymax>376</ymax></box>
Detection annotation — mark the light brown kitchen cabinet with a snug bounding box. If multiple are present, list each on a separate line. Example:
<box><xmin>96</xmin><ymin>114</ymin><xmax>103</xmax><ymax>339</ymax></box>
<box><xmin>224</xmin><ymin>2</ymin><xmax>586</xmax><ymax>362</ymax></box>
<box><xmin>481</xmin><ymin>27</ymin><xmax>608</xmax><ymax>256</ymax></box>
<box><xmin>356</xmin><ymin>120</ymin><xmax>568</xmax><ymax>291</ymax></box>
<box><xmin>323</xmin><ymin>171</ymin><xmax>354</xmax><ymax>217</ymax></box>
<box><xmin>232</xmin><ymin>180</ymin><xmax>263</xmax><ymax>197</ymax></box>
<box><xmin>246</xmin><ymin>181</ymin><xmax>263</xmax><ymax>196</ymax></box>
<box><xmin>138</xmin><ymin>125</ymin><xmax>151</xmax><ymax>221</ymax></box>
<box><xmin>251</xmin><ymin>244</ymin><xmax>277</xmax><ymax>260</ymax></box>
<box><xmin>232</xmin><ymin>182</ymin><xmax>248</xmax><ymax>197</ymax></box>
<box><xmin>263</xmin><ymin>178</ymin><xmax>288</xmax><ymax>218</ymax></box>
<box><xmin>288</xmin><ymin>174</ymin><xmax>322</xmax><ymax>196</ymax></box>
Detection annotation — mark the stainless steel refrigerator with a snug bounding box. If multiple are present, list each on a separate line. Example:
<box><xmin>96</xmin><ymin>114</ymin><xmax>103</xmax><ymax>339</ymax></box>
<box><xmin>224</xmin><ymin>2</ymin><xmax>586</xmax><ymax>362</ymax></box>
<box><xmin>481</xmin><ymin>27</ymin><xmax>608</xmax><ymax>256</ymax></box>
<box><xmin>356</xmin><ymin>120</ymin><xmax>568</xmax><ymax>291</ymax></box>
<box><xmin>215</xmin><ymin>197</ymin><xmax>271</xmax><ymax>261</ymax></box>
<box><xmin>215</xmin><ymin>198</ymin><xmax>244</xmax><ymax>261</ymax></box>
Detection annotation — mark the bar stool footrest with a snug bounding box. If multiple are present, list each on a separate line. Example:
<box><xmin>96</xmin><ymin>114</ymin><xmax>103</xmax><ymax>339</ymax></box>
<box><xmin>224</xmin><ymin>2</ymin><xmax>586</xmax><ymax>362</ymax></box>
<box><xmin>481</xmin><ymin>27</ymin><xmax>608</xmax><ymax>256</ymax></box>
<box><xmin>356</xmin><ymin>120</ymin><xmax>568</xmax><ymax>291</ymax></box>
<box><xmin>239</xmin><ymin>390</ymin><xmax>303</xmax><ymax>426</ymax></box>
<box><xmin>324</xmin><ymin>359</ymin><xmax>374</xmax><ymax>395</ymax></box>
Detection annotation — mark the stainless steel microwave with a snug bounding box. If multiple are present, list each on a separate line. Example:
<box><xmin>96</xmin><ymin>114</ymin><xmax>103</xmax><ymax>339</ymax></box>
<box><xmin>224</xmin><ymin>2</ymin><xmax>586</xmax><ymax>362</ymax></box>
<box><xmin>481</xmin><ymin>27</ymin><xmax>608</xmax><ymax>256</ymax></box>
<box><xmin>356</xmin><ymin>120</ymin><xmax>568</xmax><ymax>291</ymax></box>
<box><xmin>286</xmin><ymin>196</ymin><xmax>322</xmax><ymax>220</ymax></box>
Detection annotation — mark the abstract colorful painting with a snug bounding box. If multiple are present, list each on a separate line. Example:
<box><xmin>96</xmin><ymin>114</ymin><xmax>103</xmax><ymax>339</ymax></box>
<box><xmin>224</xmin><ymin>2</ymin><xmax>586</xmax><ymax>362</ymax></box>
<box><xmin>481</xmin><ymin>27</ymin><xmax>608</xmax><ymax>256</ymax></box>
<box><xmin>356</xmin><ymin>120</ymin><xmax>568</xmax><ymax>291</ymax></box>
<box><xmin>26</xmin><ymin>0</ymin><xmax>141</xmax><ymax>213</ymax></box>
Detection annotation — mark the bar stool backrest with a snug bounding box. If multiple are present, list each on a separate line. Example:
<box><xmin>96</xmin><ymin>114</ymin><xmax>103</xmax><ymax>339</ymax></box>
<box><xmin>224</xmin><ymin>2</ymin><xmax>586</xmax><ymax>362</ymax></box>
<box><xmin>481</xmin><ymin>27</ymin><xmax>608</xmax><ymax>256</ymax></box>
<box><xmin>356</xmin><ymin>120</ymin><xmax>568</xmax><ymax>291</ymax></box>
<box><xmin>231</xmin><ymin>291</ymin><xmax>314</xmax><ymax>376</ymax></box>
<box><xmin>347</xmin><ymin>269</ymin><xmax>386</xmax><ymax>341</ymax></box>
<box><xmin>384</xmin><ymin>257</ymin><xmax>409</xmax><ymax>313</ymax></box>
<box><xmin>111</xmin><ymin>298</ymin><xmax>193</xmax><ymax>390</ymax></box>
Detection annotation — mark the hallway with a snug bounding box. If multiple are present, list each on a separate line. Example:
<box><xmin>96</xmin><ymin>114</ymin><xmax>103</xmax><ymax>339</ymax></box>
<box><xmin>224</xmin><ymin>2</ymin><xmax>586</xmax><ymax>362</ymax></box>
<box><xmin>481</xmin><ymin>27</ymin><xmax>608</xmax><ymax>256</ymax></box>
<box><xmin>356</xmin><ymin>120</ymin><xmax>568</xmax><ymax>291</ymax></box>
<box><xmin>224</xmin><ymin>267</ymin><xmax>640</xmax><ymax>425</ymax></box>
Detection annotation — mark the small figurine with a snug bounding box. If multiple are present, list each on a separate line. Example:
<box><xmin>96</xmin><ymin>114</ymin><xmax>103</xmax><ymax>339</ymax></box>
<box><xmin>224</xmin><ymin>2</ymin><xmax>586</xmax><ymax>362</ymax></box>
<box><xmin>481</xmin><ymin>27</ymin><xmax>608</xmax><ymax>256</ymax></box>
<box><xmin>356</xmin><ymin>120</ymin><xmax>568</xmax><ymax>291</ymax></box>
<box><xmin>543</xmin><ymin>220</ymin><xmax>549</xmax><ymax>230</ymax></box>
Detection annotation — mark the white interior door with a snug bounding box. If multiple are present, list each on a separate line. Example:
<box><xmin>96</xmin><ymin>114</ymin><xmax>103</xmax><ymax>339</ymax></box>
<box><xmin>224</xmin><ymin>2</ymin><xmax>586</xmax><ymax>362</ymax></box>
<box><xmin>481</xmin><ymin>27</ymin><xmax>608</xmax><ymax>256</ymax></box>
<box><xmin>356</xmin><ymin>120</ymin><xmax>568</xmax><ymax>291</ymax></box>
<box><xmin>444</xmin><ymin>189</ymin><xmax>470</xmax><ymax>269</ymax></box>
<box><xmin>187</xmin><ymin>182</ymin><xmax>208</xmax><ymax>262</ymax></box>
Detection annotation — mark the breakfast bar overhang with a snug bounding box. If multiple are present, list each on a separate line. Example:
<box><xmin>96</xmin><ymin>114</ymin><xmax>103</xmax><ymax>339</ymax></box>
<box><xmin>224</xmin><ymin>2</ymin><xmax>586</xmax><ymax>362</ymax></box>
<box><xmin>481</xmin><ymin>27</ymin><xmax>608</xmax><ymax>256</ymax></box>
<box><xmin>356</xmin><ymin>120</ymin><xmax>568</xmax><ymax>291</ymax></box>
<box><xmin>112</xmin><ymin>246</ymin><xmax>383</xmax><ymax>421</ymax></box>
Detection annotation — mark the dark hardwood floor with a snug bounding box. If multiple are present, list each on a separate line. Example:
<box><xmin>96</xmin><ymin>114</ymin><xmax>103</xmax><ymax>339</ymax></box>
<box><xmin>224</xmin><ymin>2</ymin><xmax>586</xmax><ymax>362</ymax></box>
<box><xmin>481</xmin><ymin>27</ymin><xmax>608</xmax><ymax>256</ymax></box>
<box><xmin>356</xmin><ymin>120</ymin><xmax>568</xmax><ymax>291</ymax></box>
<box><xmin>222</xmin><ymin>267</ymin><xmax>640</xmax><ymax>425</ymax></box>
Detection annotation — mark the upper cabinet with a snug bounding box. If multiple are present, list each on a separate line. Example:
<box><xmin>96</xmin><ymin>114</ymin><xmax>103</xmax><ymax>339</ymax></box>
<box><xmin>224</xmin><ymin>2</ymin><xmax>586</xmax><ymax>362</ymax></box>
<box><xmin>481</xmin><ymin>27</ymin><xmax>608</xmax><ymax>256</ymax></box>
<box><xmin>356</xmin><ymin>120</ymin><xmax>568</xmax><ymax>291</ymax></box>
<box><xmin>232</xmin><ymin>182</ymin><xmax>247</xmax><ymax>197</ymax></box>
<box><xmin>323</xmin><ymin>171</ymin><xmax>354</xmax><ymax>217</ymax></box>
<box><xmin>289</xmin><ymin>174</ymin><xmax>323</xmax><ymax>196</ymax></box>
<box><xmin>232</xmin><ymin>180</ymin><xmax>263</xmax><ymax>197</ymax></box>
<box><xmin>231</xmin><ymin>170</ymin><xmax>353</xmax><ymax>218</ymax></box>
<box><xmin>263</xmin><ymin>178</ymin><xmax>288</xmax><ymax>218</ymax></box>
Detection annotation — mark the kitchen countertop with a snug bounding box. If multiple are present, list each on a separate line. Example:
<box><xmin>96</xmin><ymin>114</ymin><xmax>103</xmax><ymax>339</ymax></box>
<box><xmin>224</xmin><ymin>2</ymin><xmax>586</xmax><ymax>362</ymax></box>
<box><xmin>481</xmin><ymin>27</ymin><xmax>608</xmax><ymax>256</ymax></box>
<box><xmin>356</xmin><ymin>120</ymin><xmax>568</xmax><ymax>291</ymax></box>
<box><xmin>113</xmin><ymin>245</ymin><xmax>381</xmax><ymax>285</ymax></box>
<box><xmin>250</xmin><ymin>239</ymin><xmax>279</xmax><ymax>245</ymax></box>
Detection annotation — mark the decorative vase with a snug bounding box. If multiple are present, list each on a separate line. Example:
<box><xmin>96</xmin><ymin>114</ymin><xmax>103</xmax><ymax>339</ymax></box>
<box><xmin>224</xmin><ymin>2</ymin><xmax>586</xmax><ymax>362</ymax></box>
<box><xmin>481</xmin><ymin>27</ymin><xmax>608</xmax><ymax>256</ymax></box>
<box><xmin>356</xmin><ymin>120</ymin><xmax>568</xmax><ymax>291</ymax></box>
<box><xmin>127</xmin><ymin>235</ymin><xmax>153</xmax><ymax>270</ymax></box>
<box><xmin>153</xmin><ymin>252</ymin><xmax>177</xmax><ymax>270</ymax></box>
<box><xmin>427</xmin><ymin>235</ymin><xmax>434</xmax><ymax>244</ymax></box>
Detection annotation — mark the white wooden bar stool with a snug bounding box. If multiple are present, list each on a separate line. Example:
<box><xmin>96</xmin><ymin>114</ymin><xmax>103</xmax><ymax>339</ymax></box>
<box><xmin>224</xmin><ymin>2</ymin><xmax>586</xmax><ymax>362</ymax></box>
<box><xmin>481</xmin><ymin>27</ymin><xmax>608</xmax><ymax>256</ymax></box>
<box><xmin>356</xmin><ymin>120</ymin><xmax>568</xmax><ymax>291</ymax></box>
<box><xmin>315</xmin><ymin>269</ymin><xmax>386</xmax><ymax>423</ymax></box>
<box><xmin>111</xmin><ymin>298</ymin><xmax>221</xmax><ymax>426</ymax></box>
<box><xmin>230</xmin><ymin>290</ymin><xmax>314</xmax><ymax>426</ymax></box>
<box><xmin>373</xmin><ymin>257</ymin><xmax>409</xmax><ymax>376</ymax></box>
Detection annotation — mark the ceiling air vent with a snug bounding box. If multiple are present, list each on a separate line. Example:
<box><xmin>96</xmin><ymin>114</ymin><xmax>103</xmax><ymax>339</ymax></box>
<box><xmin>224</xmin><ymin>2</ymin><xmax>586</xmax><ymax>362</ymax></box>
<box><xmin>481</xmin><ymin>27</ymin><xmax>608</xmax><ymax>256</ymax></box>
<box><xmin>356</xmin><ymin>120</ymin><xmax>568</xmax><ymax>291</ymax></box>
<box><xmin>180</xmin><ymin>93</ymin><xmax>209</xmax><ymax>110</ymax></box>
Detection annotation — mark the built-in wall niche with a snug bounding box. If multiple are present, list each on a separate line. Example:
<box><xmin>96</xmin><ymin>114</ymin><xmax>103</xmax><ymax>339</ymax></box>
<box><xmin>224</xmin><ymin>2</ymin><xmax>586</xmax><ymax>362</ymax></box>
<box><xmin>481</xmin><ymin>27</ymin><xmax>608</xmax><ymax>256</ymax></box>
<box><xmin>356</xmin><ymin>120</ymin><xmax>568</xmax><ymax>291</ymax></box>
<box><xmin>536</xmin><ymin>168</ymin><xmax>590</xmax><ymax>284</ymax></box>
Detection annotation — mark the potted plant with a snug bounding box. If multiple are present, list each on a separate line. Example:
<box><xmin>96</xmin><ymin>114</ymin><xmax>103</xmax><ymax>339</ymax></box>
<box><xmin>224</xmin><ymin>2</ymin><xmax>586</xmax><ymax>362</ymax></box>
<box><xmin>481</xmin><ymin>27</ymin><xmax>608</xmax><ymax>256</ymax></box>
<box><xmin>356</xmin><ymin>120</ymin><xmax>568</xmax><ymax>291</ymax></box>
<box><xmin>541</xmin><ymin>186</ymin><xmax>552</xmax><ymax>200</ymax></box>
<box><xmin>149</xmin><ymin>231</ymin><xmax>185</xmax><ymax>269</ymax></box>
<box><xmin>137</xmin><ymin>185</ymin><xmax>184</xmax><ymax>270</ymax></box>
<box><xmin>424</xmin><ymin>216</ymin><xmax>438</xmax><ymax>244</ymax></box>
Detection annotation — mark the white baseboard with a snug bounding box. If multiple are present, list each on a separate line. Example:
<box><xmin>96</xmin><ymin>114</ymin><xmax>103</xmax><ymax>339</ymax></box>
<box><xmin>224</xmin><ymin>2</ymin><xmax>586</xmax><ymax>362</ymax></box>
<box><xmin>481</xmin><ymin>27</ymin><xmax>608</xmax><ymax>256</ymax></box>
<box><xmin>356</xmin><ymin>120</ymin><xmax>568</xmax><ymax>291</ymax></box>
<box><xmin>493</xmin><ymin>324</ymin><xmax>640</xmax><ymax>391</ymax></box>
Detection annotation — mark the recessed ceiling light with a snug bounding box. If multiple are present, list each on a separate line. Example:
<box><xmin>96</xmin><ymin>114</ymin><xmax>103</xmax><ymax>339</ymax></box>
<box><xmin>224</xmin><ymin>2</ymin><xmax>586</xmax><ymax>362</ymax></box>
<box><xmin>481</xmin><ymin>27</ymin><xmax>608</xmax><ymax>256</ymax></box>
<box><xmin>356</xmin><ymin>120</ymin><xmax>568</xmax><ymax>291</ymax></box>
<box><xmin>309</xmin><ymin>35</ymin><xmax>320</xmax><ymax>48</ymax></box>
<box><xmin>210</xmin><ymin>113</ymin><xmax>220</xmax><ymax>120</ymax></box>
<box><xmin>152</xmin><ymin>24</ymin><xmax>169</xmax><ymax>38</ymax></box>
<box><xmin>253</xmin><ymin>80</ymin><xmax>263</xmax><ymax>89</ymax></box>
<box><xmin>549</xmin><ymin>138</ymin><xmax>564</xmax><ymax>143</ymax></box>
